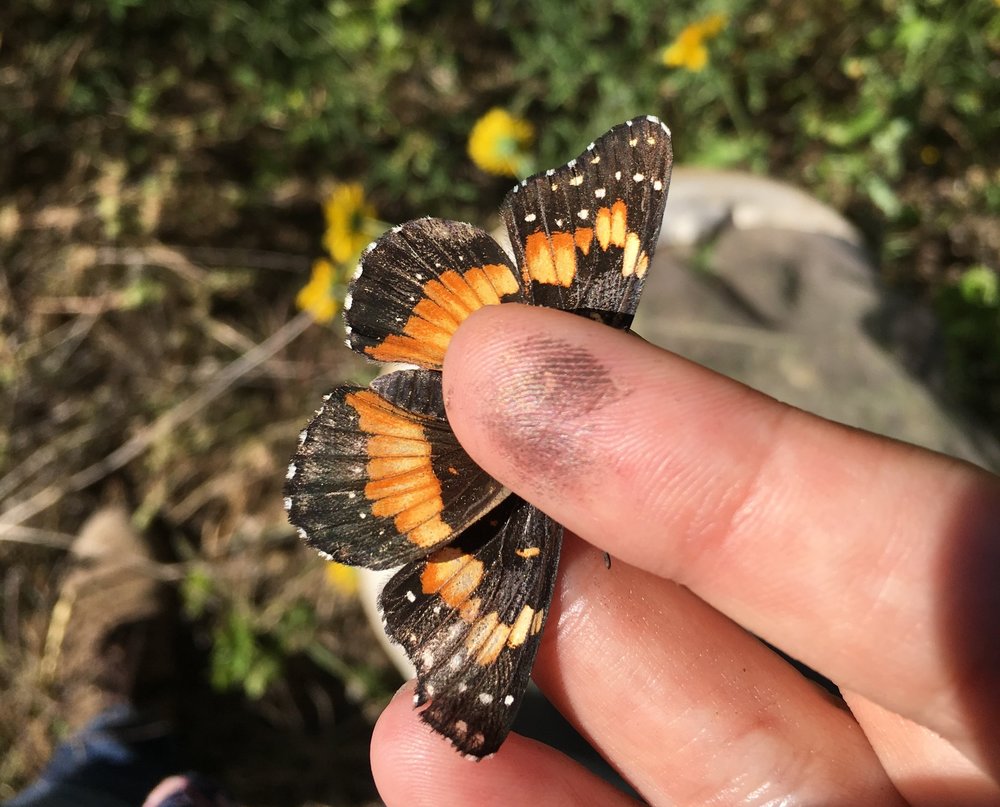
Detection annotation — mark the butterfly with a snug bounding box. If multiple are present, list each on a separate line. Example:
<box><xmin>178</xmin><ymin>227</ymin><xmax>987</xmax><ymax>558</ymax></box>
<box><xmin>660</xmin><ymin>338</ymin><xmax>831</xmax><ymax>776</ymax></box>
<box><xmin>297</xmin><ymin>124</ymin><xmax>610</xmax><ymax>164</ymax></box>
<box><xmin>284</xmin><ymin>115</ymin><xmax>672</xmax><ymax>758</ymax></box>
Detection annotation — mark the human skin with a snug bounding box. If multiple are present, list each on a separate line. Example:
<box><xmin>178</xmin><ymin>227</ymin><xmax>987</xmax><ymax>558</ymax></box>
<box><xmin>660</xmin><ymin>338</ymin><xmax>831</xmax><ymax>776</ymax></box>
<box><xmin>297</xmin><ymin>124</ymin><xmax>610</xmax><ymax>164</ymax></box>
<box><xmin>370</xmin><ymin>304</ymin><xmax>1000</xmax><ymax>806</ymax></box>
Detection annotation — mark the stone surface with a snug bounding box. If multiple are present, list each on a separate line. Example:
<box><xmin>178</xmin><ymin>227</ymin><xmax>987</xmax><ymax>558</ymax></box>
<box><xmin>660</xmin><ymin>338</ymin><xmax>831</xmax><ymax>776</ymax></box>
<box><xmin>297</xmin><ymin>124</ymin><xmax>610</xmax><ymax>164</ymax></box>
<box><xmin>635</xmin><ymin>168</ymin><xmax>999</xmax><ymax>472</ymax></box>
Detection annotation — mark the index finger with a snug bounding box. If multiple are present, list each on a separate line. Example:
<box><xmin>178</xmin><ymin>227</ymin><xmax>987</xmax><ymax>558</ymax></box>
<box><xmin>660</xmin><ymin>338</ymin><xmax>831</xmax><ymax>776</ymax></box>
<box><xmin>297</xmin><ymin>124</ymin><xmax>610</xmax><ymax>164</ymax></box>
<box><xmin>441</xmin><ymin>304</ymin><xmax>1000</xmax><ymax>777</ymax></box>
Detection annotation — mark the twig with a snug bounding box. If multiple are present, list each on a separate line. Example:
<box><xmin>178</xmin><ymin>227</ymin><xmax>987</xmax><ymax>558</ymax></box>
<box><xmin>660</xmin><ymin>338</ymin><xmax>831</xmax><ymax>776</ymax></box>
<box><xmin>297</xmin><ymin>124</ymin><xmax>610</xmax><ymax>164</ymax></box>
<box><xmin>0</xmin><ymin>524</ymin><xmax>75</xmax><ymax>549</ymax></box>
<box><xmin>0</xmin><ymin>420</ymin><xmax>100</xmax><ymax>502</ymax></box>
<box><xmin>0</xmin><ymin>311</ymin><xmax>314</xmax><ymax>531</ymax></box>
<box><xmin>93</xmin><ymin>244</ymin><xmax>311</xmax><ymax>275</ymax></box>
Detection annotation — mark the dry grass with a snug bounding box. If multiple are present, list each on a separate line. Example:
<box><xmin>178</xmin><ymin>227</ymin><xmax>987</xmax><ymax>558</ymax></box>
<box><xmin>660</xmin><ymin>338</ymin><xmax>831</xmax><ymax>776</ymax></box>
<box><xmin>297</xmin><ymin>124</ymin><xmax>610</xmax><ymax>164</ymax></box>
<box><xmin>0</xmin><ymin>182</ymin><xmax>397</xmax><ymax>804</ymax></box>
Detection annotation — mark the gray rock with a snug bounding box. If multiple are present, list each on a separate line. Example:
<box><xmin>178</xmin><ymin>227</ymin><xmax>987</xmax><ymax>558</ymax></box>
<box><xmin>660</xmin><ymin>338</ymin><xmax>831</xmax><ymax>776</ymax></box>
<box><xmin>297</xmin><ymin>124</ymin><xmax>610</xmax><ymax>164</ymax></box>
<box><xmin>635</xmin><ymin>168</ymin><xmax>999</xmax><ymax>471</ymax></box>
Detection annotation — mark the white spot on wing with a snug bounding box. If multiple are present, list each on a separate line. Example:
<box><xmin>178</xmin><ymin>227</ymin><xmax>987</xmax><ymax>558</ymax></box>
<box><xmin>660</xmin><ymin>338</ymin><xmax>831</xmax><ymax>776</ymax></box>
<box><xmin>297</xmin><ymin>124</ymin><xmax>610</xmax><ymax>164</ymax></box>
<box><xmin>524</xmin><ymin>213</ymin><xmax>536</xmax><ymax>223</ymax></box>
<box><xmin>504</xmin><ymin>695</ymin><xmax>514</xmax><ymax>706</ymax></box>
<box><xmin>633</xmin><ymin>172</ymin><xmax>645</xmax><ymax>182</ymax></box>
<box><xmin>478</xmin><ymin>692</ymin><xmax>493</xmax><ymax>704</ymax></box>
<box><xmin>595</xmin><ymin>187</ymin><xmax>606</xmax><ymax>198</ymax></box>
<box><xmin>577</xmin><ymin>209</ymin><xmax>589</xmax><ymax>219</ymax></box>
<box><xmin>405</xmin><ymin>590</ymin><xmax>416</xmax><ymax>603</ymax></box>
<box><xmin>286</xmin><ymin>463</ymin><xmax>297</xmax><ymax>480</ymax></box>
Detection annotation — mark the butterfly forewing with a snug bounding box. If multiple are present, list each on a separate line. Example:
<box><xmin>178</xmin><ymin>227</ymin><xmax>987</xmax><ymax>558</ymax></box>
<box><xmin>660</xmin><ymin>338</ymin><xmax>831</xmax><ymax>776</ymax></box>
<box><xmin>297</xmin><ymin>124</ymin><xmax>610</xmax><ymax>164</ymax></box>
<box><xmin>346</xmin><ymin>218</ymin><xmax>528</xmax><ymax>370</ymax></box>
<box><xmin>502</xmin><ymin>116</ymin><xmax>672</xmax><ymax>328</ymax></box>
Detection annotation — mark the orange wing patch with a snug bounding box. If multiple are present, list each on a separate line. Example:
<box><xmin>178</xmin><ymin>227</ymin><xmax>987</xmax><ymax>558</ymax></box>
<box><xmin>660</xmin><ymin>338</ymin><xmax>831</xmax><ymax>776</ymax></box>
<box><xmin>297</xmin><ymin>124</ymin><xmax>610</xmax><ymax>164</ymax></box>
<box><xmin>622</xmin><ymin>231</ymin><xmax>650</xmax><ymax>277</ymax></box>
<box><xmin>466</xmin><ymin>605</ymin><xmax>545</xmax><ymax>665</ymax></box>
<box><xmin>417</xmin><ymin>542</ymin><xmax>547</xmax><ymax>667</ymax></box>
<box><xmin>525</xmin><ymin>231</ymin><xmax>574</xmax><ymax>287</ymax></box>
<box><xmin>346</xmin><ymin>390</ymin><xmax>451</xmax><ymax>548</ymax></box>
<box><xmin>421</xmin><ymin>547</ymin><xmax>485</xmax><ymax>620</ymax></box>
<box><xmin>574</xmin><ymin>227</ymin><xmax>594</xmax><ymax>254</ymax></box>
<box><xmin>523</xmin><ymin>200</ymin><xmax>649</xmax><ymax>288</ymax></box>
<box><xmin>595</xmin><ymin>199</ymin><xmax>628</xmax><ymax>250</ymax></box>
<box><xmin>365</xmin><ymin>264</ymin><xmax>519</xmax><ymax>367</ymax></box>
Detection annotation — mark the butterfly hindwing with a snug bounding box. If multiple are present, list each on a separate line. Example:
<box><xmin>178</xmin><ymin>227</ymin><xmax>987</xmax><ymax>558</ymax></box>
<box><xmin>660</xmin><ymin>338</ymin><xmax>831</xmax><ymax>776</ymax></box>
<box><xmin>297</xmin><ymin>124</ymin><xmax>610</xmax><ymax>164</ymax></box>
<box><xmin>285</xmin><ymin>369</ymin><xmax>508</xmax><ymax>570</ymax></box>
<box><xmin>379</xmin><ymin>495</ymin><xmax>562</xmax><ymax>758</ymax></box>
<box><xmin>346</xmin><ymin>218</ymin><xmax>529</xmax><ymax>370</ymax></box>
<box><xmin>502</xmin><ymin>116</ymin><xmax>672</xmax><ymax>328</ymax></box>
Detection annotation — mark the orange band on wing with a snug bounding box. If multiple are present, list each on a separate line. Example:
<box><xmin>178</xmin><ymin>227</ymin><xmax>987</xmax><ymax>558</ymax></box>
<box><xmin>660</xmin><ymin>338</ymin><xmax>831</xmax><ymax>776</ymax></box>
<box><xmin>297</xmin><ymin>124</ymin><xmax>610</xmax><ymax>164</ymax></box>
<box><xmin>346</xmin><ymin>390</ymin><xmax>451</xmax><ymax>548</ymax></box>
<box><xmin>416</xmin><ymin>539</ymin><xmax>549</xmax><ymax>667</ymax></box>
<box><xmin>524</xmin><ymin>230</ymin><xmax>582</xmax><ymax>288</ymax></box>
<box><xmin>595</xmin><ymin>200</ymin><xmax>629</xmax><ymax>250</ymax></box>
<box><xmin>365</xmin><ymin>264</ymin><xmax>519</xmax><ymax>367</ymax></box>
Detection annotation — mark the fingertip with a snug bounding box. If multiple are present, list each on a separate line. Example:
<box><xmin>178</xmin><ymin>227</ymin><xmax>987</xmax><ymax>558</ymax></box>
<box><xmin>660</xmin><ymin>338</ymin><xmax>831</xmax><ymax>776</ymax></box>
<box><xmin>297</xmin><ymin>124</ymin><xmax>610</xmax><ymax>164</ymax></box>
<box><xmin>370</xmin><ymin>683</ymin><xmax>440</xmax><ymax>806</ymax></box>
<box><xmin>371</xmin><ymin>680</ymin><xmax>632</xmax><ymax>807</ymax></box>
<box><xmin>443</xmin><ymin>304</ymin><xmax>634</xmax><ymax>494</ymax></box>
<box><xmin>441</xmin><ymin>304</ymin><xmax>520</xmax><ymax>432</ymax></box>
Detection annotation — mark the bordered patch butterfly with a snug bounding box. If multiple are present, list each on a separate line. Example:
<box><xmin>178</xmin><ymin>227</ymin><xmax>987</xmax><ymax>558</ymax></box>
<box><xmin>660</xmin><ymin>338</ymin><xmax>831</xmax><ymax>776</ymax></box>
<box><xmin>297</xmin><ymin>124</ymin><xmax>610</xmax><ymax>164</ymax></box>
<box><xmin>285</xmin><ymin>116</ymin><xmax>672</xmax><ymax>758</ymax></box>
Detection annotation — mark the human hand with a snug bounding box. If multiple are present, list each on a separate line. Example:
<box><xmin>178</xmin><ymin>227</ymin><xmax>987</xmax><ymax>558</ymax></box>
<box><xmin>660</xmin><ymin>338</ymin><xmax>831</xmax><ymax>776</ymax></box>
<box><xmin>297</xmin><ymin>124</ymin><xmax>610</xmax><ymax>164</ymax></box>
<box><xmin>370</xmin><ymin>304</ymin><xmax>1000</xmax><ymax>806</ymax></box>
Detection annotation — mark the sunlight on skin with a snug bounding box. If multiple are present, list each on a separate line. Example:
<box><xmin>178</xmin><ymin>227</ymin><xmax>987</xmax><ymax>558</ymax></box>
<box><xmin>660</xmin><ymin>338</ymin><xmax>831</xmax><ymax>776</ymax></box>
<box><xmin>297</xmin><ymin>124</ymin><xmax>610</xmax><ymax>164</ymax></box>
<box><xmin>369</xmin><ymin>305</ymin><xmax>999</xmax><ymax>806</ymax></box>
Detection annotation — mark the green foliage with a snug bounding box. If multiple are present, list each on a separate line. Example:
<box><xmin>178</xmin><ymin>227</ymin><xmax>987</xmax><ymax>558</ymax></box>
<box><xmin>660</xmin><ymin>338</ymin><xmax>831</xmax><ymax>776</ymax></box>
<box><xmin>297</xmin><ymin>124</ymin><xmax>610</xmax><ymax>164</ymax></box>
<box><xmin>937</xmin><ymin>266</ymin><xmax>1000</xmax><ymax>418</ymax></box>
<box><xmin>209</xmin><ymin>602</ymin><xmax>318</xmax><ymax>699</ymax></box>
<box><xmin>181</xmin><ymin>564</ymin><xmax>311</xmax><ymax>699</ymax></box>
<box><xmin>210</xmin><ymin>609</ymin><xmax>285</xmax><ymax>699</ymax></box>
<box><xmin>4</xmin><ymin>0</ymin><xmax>997</xmax><ymax>411</ymax></box>
<box><xmin>181</xmin><ymin>565</ymin><xmax>216</xmax><ymax>620</ymax></box>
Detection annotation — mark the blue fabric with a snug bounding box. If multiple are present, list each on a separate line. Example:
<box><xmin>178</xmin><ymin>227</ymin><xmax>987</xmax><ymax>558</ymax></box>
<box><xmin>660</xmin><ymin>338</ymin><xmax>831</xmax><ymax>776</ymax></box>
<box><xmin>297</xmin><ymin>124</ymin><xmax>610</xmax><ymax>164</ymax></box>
<box><xmin>4</xmin><ymin>704</ymin><xmax>178</xmax><ymax>807</ymax></box>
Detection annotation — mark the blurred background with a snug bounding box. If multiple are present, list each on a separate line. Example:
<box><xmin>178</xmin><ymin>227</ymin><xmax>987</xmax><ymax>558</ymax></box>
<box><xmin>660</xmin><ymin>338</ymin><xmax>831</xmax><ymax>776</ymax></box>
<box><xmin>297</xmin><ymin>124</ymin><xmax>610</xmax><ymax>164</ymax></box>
<box><xmin>2</xmin><ymin>1</ymin><xmax>998</xmax><ymax>804</ymax></box>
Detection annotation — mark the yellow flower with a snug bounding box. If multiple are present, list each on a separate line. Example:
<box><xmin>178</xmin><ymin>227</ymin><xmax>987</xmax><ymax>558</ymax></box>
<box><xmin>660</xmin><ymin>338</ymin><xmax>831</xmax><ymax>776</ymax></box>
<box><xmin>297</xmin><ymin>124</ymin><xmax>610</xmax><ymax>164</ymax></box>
<box><xmin>919</xmin><ymin>145</ymin><xmax>940</xmax><ymax>166</ymax></box>
<box><xmin>662</xmin><ymin>12</ymin><xmax>728</xmax><ymax>72</ymax></box>
<box><xmin>324</xmin><ymin>561</ymin><xmax>358</xmax><ymax>596</ymax></box>
<box><xmin>468</xmin><ymin>108</ymin><xmax>535</xmax><ymax>177</ymax></box>
<box><xmin>296</xmin><ymin>257</ymin><xmax>340</xmax><ymax>323</ymax></box>
<box><xmin>322</xmin><ymin>183</ymin><xmax>377</xmax><ymax>264</ymax></box>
